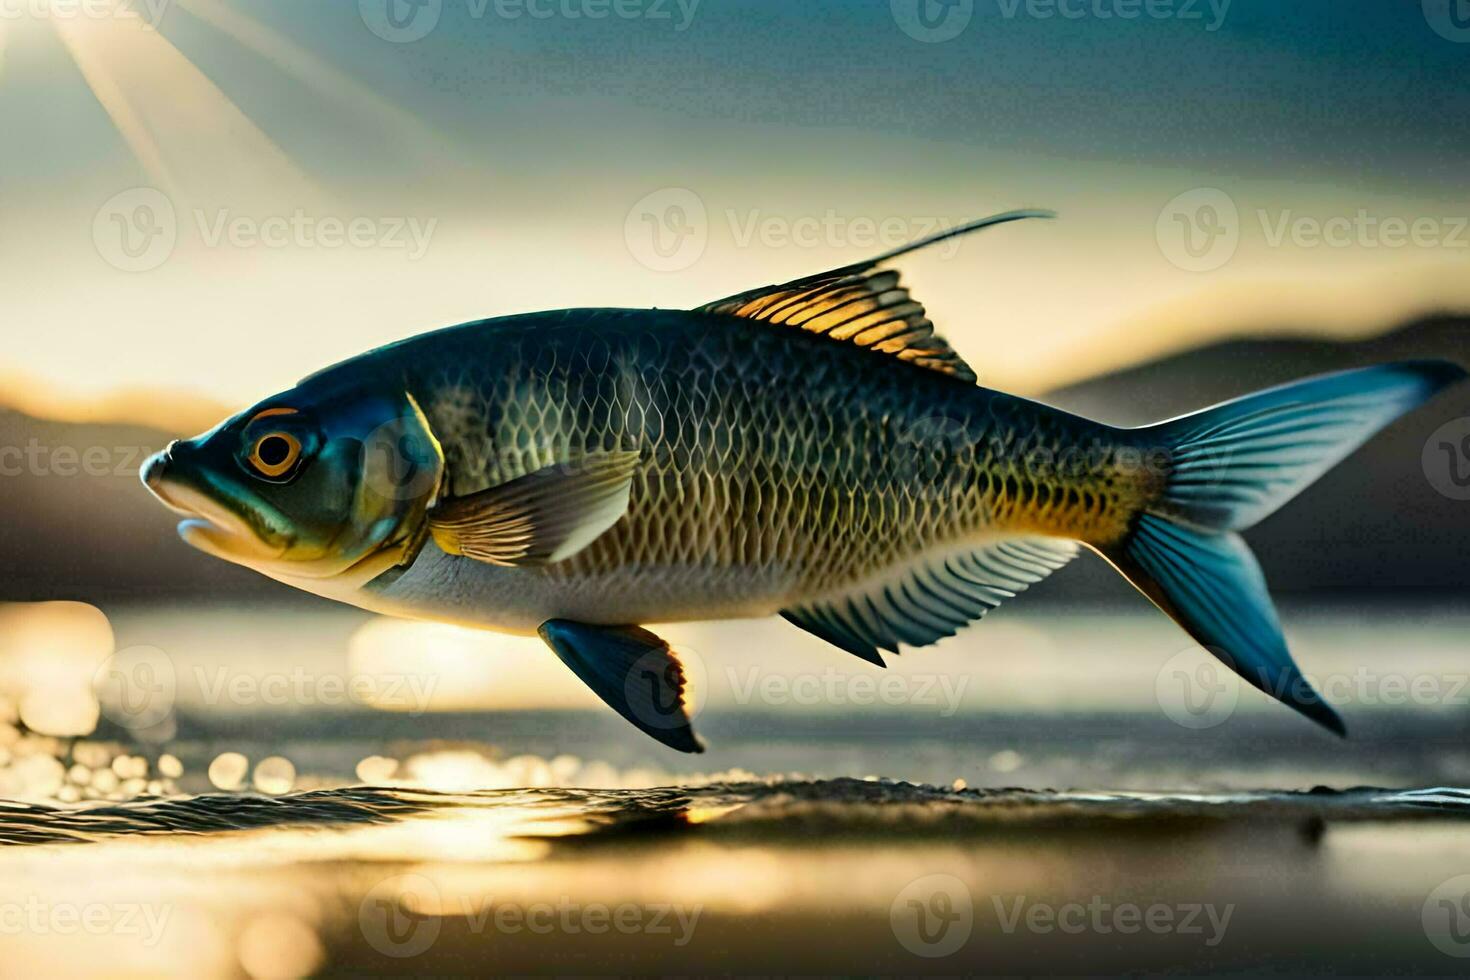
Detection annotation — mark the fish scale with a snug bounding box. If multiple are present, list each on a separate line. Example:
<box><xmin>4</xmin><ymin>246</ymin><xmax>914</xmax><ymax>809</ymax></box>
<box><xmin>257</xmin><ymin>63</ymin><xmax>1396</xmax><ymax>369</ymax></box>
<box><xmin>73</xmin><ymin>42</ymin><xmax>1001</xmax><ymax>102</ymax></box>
<box><xmin>396</xmin><ymin>308</ymin><xmax>1135</xmax><ymax>605</ymax></box>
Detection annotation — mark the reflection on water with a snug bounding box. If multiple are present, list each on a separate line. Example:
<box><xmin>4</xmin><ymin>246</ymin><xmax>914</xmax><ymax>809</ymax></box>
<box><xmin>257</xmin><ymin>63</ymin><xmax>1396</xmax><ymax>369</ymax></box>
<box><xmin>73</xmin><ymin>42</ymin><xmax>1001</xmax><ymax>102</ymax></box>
<box><xmin>6</xmin><ymin>779</ymin><xmax>1470</xmax><ymax>846</ymax></box>
<box><xmin>2</xmin><ymin>600</ymin><xmax>1470</xmax><ymax>975</ymax></box>
<box><xmin>2</xmin><ymin>780</ymin><xmax>1470</xmax><ymax>976</ymax></box>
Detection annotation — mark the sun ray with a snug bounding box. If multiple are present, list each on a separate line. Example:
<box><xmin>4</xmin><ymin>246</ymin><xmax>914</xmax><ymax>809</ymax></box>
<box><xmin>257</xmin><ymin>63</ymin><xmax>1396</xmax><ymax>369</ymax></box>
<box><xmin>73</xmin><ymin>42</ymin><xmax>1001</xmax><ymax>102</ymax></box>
<box><xmin>173</xmin><ymin>0</ymin><xmax>446</xmax><ymax>158</ymax></box>
<box><xmin>49</xmin><ymin>0</ymin><xmax>315</xmax><ymax>208</ymax></box>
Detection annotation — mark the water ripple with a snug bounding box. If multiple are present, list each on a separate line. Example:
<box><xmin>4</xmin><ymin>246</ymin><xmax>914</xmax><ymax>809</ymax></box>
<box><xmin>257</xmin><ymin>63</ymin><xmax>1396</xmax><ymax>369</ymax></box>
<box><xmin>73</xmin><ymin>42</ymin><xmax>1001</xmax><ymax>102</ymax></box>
<box><xmin>2</xmin><ymin>779</ymin><xmax>1469</xmax><ymax>846</ymax></box>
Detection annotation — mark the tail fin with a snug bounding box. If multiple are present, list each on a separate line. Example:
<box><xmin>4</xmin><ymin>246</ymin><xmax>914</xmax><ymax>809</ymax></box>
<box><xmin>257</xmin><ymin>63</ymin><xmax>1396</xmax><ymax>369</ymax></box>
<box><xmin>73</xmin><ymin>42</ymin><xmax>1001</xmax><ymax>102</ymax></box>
<box><xmin>1101</xmin><ymin>360</ymin><xmax>1467</xmax><ymax>735</ymax></box>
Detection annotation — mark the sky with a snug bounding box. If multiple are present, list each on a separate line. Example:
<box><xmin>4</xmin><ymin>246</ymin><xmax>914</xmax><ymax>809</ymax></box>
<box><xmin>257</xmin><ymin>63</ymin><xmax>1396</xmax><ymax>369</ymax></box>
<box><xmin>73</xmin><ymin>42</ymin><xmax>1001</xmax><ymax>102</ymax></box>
<box><xmin>1</xmin><ymin>0</ymin><xmax>1468</xmax><ymax>421</ymax></box>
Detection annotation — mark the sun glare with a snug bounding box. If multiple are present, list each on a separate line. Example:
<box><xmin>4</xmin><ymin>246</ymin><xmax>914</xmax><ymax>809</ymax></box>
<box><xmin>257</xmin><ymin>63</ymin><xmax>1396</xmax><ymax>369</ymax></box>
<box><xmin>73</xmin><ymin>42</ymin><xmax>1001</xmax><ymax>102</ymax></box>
<box><xmin>49</xmin><ymin>0</ymin><xmax>311</xmax><ymax>202</ymax></box>
<box><xmin>20</xmin><ymin>0</ymin><xmax>442</xmax><ymax>209</ymax></box>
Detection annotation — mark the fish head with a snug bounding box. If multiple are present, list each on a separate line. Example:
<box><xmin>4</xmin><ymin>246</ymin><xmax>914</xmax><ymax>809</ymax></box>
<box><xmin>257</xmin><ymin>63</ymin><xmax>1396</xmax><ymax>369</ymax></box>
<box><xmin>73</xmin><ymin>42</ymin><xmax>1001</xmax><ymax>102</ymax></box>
<box><xmin>140</xmin><ymin>377</ymin><xmax>444</xmax><ymax>584</ymax></box>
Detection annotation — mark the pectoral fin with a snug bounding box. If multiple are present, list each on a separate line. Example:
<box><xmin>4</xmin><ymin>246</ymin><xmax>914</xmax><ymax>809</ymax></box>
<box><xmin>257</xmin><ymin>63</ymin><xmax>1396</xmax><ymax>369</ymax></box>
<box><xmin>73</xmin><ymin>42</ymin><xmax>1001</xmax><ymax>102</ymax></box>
<box><xmin>428</xmin><ymin>451</ymin><xmax>640</xmax><ymax>566</ymax></box>
<box><xmin>538</xmin><ymin>620</ymin><xmax>705</xmax><ymax>753</ymax></box>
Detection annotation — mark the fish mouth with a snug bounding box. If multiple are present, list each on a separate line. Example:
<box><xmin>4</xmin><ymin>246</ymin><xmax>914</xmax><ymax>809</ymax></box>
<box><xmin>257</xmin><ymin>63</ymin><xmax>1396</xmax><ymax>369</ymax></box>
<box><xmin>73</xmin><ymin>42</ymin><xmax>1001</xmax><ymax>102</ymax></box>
<box><xmin>141</xmin><ymin>444</ymin><xmax>287</xmax><ymax>563</ymax></box>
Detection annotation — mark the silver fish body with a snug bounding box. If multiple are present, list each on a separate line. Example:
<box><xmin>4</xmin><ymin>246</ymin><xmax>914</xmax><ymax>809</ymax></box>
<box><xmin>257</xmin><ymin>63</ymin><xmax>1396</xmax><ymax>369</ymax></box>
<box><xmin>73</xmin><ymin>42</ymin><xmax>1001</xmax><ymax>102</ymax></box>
<box><xmin>333</xmin><ymin>308</ymin><xmax>1135</xmax><ymax>633</ymax></box>
<box><xmin>141</xmin><ymin>213</ymin><xmax>1466</xmax><ymax>749</ymax></box>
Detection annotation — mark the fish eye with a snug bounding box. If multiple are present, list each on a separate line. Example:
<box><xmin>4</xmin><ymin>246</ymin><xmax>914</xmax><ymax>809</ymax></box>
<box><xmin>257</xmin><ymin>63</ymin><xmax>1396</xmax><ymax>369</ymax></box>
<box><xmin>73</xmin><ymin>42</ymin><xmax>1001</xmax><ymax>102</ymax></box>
<box><xmin>247</xmin><ymin>431</ymin><xmax>302</xmax><ymax>479</ymax></box>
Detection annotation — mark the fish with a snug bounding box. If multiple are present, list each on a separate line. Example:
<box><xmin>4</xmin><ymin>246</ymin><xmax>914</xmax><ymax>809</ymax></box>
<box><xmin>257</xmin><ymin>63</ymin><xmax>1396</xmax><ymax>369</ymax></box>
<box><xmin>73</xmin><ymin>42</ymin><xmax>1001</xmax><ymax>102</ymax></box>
<box><xmin>141</xmin><ymin>211</ymin><xmax>1467</xmax><ymax>752</ymax></box>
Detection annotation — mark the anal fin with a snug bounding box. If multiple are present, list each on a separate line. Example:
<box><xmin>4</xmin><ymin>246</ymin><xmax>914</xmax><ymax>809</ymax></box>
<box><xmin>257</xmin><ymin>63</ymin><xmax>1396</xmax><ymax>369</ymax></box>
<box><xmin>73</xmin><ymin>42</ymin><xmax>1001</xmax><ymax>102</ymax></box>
<box><xmin>782</xmin><ymin>537</ymin><xmax>1078</xmax><ymax>664</ymax></box>
<box><xmin>538</xmin><ymin>620</ymin><xmax>705</xmax><ymax>753</ymax></box>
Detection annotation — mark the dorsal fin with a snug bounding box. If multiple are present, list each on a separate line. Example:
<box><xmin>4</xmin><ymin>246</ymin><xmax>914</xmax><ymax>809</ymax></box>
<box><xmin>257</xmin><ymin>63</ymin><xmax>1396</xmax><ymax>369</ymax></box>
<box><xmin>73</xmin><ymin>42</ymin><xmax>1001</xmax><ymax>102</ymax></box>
<box><xmin>696</xmin><ymin>210</ymin><xmax>1054</xmax><ymax>383</ymax></box>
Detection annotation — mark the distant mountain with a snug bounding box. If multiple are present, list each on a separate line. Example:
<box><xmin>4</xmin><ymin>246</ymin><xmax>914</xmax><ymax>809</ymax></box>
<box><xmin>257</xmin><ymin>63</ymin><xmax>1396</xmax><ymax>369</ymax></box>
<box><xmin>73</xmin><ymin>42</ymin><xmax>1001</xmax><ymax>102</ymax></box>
<box><xmin>1042</xmin><ymin>314</ymin><xmax>1470</xmax><ymax>597</ymax></box>
<box><xmin>0</xmin><ymin>409</ymin><xmax>295</xmax><ymax>603</ymax></box>
<box><xmin>0</xmin><ymin>316</ymin><xmax>1465</xmax><ymax>604</ymax></box>
<box><xmin>0</xmin><ymin>373</ymin><xmax>232</xmax><ymax>437</ymax></box>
